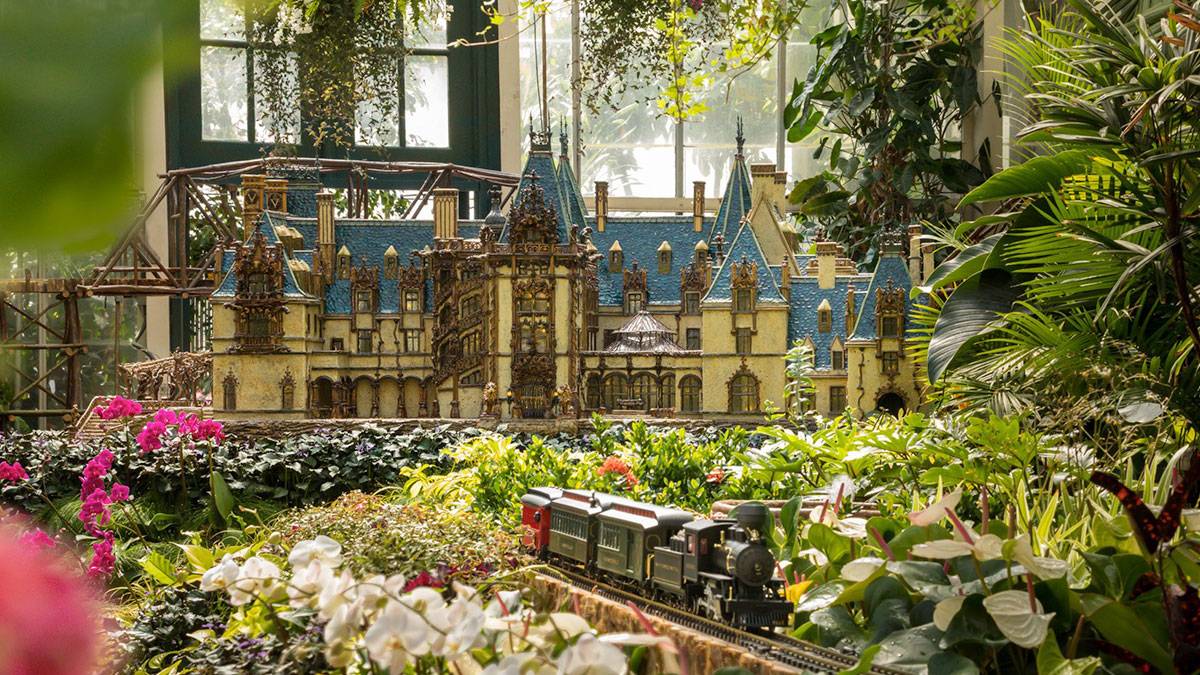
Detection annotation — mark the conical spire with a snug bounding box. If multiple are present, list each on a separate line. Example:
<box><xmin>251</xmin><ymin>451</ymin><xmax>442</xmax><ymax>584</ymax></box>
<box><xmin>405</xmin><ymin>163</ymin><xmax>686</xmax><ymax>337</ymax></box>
<box><xmin>735</xmin><ymin>116</ymin><xmax>745</xmax><ymax>158</ymax></box>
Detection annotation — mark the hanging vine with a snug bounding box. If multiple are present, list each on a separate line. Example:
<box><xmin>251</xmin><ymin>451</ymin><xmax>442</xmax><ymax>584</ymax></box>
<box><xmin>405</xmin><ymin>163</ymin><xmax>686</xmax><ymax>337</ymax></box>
<box><xmin>248</xmin><ymin>0</ymin><xmax>448</xmax><ymax>151</ymax></box>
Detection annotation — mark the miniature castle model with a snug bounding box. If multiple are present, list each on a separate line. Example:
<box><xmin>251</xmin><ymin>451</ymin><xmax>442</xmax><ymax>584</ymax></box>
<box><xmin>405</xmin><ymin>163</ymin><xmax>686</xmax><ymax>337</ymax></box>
<box><xmin>210</xmin><ymin>124</ymin><xmax>929</xmax><ymax>421</ymax></box>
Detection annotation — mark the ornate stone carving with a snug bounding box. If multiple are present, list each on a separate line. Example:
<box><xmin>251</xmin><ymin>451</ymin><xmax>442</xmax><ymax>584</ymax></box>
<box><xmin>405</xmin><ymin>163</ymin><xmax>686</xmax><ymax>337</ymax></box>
<box><xmin>623</xmin><ymin>261</ymin><xmax>648</xmax><ymax>296</ymax></box>
<box><xmin>508</xmin><ymin>176</ymin><xmax>559</xmax><ymax>245</ymax></box>
<box><xmin>482</xmin><ymin>382</ymin><xmax>499</xmax><ymax>417</ymax></box>
<box><xmin>730</xmin><ymin>255</ymin><xmax>758</xmax><ymax>291</ymax></box>
<box><xmin>230</xmin><ymin>231</ymin><xmax>288</xmax><ymax>353</ymax></box>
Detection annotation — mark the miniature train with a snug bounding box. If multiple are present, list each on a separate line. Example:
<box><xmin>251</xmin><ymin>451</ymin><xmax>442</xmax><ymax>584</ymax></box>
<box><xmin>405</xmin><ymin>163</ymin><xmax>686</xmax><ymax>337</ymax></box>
<box><xmin>520</xmin><ymin>487</ymin><xmax>794</xmax><ymax>630</ymax></box>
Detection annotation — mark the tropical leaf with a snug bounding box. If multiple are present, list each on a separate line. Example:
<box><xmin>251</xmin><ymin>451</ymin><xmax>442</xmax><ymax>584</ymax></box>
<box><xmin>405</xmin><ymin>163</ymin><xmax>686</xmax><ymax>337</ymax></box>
<box><xmin>927</xmin><ymin>268</ymin><xmax>1021</xmax><ymax>382</ymax></box>
<box><xmin>959</xmin><ymin>150</ymin><xmax>1094</xmax><ymax>207</ymax></box>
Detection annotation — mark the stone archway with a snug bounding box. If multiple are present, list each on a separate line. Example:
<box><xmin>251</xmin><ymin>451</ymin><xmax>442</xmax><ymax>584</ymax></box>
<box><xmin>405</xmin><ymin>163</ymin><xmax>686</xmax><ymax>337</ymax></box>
<box><xmin>876</xmin><ymin>392</ymin><xmax>905</xmax><ymax>416</ymax></box>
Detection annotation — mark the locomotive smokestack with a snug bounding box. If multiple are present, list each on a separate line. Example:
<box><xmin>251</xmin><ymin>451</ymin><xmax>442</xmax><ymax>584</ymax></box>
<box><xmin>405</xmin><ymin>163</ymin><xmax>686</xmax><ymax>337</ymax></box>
<box><xmin>734</xmin><ymin>502</ymin><xmax>769</xmax><ymax>534</ymax></box>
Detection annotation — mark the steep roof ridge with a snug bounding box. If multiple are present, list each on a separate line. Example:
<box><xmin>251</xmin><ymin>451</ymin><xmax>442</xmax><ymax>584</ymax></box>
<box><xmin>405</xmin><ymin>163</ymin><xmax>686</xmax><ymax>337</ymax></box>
<box><xmin>556</xmin><ymin>151</ymin><xmax>588</xmax><ymax>233</ymax></box>
<box><xmin>500</xmin><ymin>149</ymin><xmax>573</xmax><ymax>243</ymax></box>
<box><xmin>708</xmin><ymin>154</ymin><xmax>752</xmax><ymax>242</ymax></box>
<box><xmin>702</xmin><ymin>221</ymin><xmax>785</xmax><ymax>304</ymax></box>
<box><xmin>849</xmin><ymin>249</ymin><xmax>915</xmax><ymax>340</ymax></box>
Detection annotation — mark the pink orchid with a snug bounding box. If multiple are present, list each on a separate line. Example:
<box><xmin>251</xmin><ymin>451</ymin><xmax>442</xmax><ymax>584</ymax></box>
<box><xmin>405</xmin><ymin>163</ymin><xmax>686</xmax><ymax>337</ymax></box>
<box><xmin>109</xmin><ymin>483</ymin><xmax>130</xmax><ymax>502</ymax></box>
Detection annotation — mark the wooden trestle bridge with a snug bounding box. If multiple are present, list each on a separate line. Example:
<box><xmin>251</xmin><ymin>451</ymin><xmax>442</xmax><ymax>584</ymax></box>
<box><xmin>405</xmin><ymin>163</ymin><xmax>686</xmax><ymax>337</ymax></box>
<box><xmin>0</xmin><ymin>158</ymin><xmax>517</xmax><ymax>431</ymax></box>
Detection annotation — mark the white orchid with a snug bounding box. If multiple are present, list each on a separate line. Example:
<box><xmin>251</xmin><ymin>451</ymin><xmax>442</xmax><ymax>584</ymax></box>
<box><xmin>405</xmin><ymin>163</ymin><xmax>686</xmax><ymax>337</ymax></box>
<box><xmin>365</xmin><ymin>599</ymin><xmax>435</xmax><ymax>672</ymax></box>
<box><xmin>555</xmin><ymin>633</ymin><xmax>628</xmax><ymax>675</ymax></box>
<box><xmin>435</xmin><ymin>596</ymin><xmax>487</xmax><ymax>656</ymax></box>
<box><xmin>289</xmin><ymin>559</ymin><xmax>333</xmax><ymax>609</ymax></box>
<box><xmin>317</xmin><ymin>569</ymin><xmax>358</xmax><ymax>622</ymax></box>
<box><xmin>200</xmin><ymin>554</ymin><xmax>240</xmax><ymax>592</ymax></box>
<box><xmin>228</xmin><ymin>556</ymin><xmax>282</xmax><ymax>606</ymax></box>
<box><xmin>288</xmin><ymin>535</ymin><xmax>343</xmax><ymax>570</ymax></box>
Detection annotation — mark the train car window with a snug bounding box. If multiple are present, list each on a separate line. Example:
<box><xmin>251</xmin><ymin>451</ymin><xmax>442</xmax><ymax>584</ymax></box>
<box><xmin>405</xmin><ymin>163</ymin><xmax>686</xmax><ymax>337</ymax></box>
<box><xmin>687</xmin><ymin>534</ymin><xmax>695</xmax><ymax>554</ymax></box>
<box><xmin>700</xmin><ymin>538</ymin><xmax>709</xmax><ymax>555</ymax></box>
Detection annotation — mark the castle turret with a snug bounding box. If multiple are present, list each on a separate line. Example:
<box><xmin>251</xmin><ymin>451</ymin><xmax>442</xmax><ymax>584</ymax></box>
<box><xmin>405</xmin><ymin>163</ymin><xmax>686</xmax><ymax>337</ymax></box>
<box><xmin>317</xmin><ymin>189</ymin><xmax>335</xmax><ymax>282</ymax></box>
<box><xmin>434</xmin><ymin>188</ymin><xmax>459</xmax><ymax>241</ymax></box>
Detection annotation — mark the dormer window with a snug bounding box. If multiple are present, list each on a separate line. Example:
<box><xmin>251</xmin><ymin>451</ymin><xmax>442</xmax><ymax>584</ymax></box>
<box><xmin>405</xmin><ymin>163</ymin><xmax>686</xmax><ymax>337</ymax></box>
<box><xmin>355</xmin><ymin>289</ymin><xmax>374</xmax><ymax>313</ymax></box>
<box><xmin>403</xmin><ymin>289</ymin><xmax>422</xmax><ymax>313</ymax></box>
<box><xmin>734</xmin><ymin>288</ymin><xmax>754</xmax><ymax>312</ymax></box>
<box><xmin>384</xmin><ymin>246</ymin><xmax>399</xmax><ymax>279</ymax></box>
<box><xmin>817</xmin><ymin>300</ymin><xmax>832</xmax><ymax>332</ymax></box>
<box><xmin>625</xmin><ymin>292</ymin><xmax>644</xmax><ymax>315</ymax></box>
<box><xmin>609</xmin><ymin>243</ymin><xmax>623</xmax><ymax>272</ymax></box>
<box><xmin>831</xmin><ymin>345</ymin><xmax>845</xmax><ymax>370</ymax></box>
<box><xmin>881</xmin><ymin>315</ymin><xmax>900</xmax><ymax>337</ymax></box>
<box><xmin>657</xmin><ymin>241</ymin><xmax>672</xmax><ymax>274</ymax></box>
<box><xmin>337</xmin><ymin>246</ymin><xmax>351</xmax><ymax>279</ymax></box>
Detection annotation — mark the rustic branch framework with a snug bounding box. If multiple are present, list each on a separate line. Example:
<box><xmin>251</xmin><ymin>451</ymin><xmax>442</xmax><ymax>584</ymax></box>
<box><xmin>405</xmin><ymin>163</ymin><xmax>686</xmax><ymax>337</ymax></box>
<box><xmin>0</xmin><ymin>158</ymin><xmax>517</xmax><ymax>430</ymax></box>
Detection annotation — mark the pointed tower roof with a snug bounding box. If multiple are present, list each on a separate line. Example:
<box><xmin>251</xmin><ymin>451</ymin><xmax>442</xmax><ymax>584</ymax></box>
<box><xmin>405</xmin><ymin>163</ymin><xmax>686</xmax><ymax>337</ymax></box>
<box><xmin>703</xmin><ymin>221</ymin><xmax>785</xmax><ymax>304</ymax></box>
<box><xmin>500</xmin><ymin>123</ymin><xmax>573</xmax><ymax>244</ymax></box>
<box><xmin>555</xmin><ymin>120</ymin><xmax>588</xmax><ymax>233</ymax></box>
<box><xmin>708</xmin><ymin>124</ymin><xmax>754</xmax><ymax>242</ymax></box>
<box><xmin>850</xmin><ymin>230</ymin><xmax>917</xmax><ymax>339</ymax></box>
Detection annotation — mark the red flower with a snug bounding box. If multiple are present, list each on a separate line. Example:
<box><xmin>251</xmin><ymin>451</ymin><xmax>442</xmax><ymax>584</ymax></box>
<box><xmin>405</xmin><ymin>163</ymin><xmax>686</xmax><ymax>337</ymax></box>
<box><xmin>597</xmin><ymin>456</ymin><xmax>638</xmax><ymax>487</ymax></box>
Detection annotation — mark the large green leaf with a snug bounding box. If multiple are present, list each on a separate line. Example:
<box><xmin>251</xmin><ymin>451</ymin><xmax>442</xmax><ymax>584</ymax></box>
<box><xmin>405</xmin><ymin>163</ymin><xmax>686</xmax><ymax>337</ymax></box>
<box><xmin>918</xmin><ymin>233</ymin><xmax>1005</xmax><ymax>295</ymax></box>
<box><xmin>958</xmin><ymin>150</ymin><xmax>1093</xmax><ymax>207</ymax></box>
<box><xmin>1078</xmin><ymin>593</ymin><xmax>1173</xmax><ymax>674</ymax></box>
<box><xmin>210</xmin><ymin>470</ymin><xmax>236</xmax><ymax>522</ymax></box>
<box><xmin>1036</xmin><ymin>636</ymin><xmax>1101</xmax><ymax>675</ymax></box>
<box><xmin>927</xmin><ymin>268</ymin><xmax>1021</xmax><ymax>382</ymax></box>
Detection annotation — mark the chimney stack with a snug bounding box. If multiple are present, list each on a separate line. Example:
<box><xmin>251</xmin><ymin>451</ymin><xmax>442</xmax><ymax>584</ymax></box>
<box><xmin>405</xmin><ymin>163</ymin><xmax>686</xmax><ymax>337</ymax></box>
<box><xmin>907</xmin><ymin>224</ymin><xmax>923</xmax><ymax>281</ymax></box>
<box><xmin>816</xmin><ymin>240</ymin><xmax>839</xmax><ymax>290</ymax></box>
<box><xmin>241</xmin><ymin>174</ymin><xmax>266</xmax><ymax>240</ymax></box>
<box><xmin>594</xmin><ymin>181</ymin><xmax>608</xmax><ymax>232</ymax></box>
<box><xmin>433</xmin><ymin>188</ymin><xmax>459</xmax><ymax>240</ymax></box>
<box><xmin>692</xmin><ymin>181</ymin><xmax>705</xmax><ymax>232</ymax></box>
<box><xmin>265</xmin><ymin>178</ymin><xmax>288</xmax><ymax>213</ymax></box>
<box><xmin>317</xmin><ymin>190</ymin><xmax>335</xmax><ymax>282</ymax></box>
<box><xmin>780</xmin><ymin>257</ymin><xmax>791</xmax><ymax>300</ymax></box>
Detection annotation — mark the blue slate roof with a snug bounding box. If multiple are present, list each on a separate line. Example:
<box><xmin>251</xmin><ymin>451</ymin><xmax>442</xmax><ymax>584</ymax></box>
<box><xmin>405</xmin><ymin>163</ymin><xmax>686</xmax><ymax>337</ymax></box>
<box><xmin>850</xmin><ymin>252</ymin><xmax>916</xmax><ymax>339</ymax></box>
<box><xmin>212</xmin><ymin>214</ymin><xmax>310</xmax><ymax>299</ymax></box>
<box><xmin>788</xmin><ymin>275</ymin><xmax>871</xmax><ymax>369</ymax></box>
<box><xmin>703</xmin><ymin>222</ymin><xmax>785</xmax><ymax>304</ymax></box>
<box><xmin>708</xmin><ymin>155</ymin><xmax>752</xmax><ymax>242</ymax></box>
<box><xmin>588</xmin><ymin>216</ymin><xmax>710</xmax><ymax>307</ymax></box>
<box><xmin>556</xmin><ymin>155</ymin><xmax>588</xmax><ymax>234</ymax></box>
<box><xmin>500</xmin><ymin>150</ymin><xmax>573</xmax><ymax>244</ymax></box>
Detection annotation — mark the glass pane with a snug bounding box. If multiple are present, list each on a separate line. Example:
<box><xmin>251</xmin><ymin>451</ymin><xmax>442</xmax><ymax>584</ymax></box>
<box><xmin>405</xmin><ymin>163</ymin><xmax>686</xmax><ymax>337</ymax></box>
<box><xmin>201</xmin><ymin>46</ymin><xmax>248</xmax><ymax>141</ymax></box>
<box><xmin>405</xmin><ymin>55</ymin><xmax>449</xmax><ymax>147</ymax></box>
<box><xmin>356</xmin><ymin>64</ymin><xmax>401</xmax><ymax>147</ymax></box>
<box><xmin>582</xmin><ymin>101</ymin><xmax>676</xmax><ymax>200</ymax></box>
<box><xmin>254</xmin><ymin>52</ymin><xmax>300</xmax><ymax>144</ymax></box>
<box><xmin>410</xmin><ymin>16</ymin><xmax>448</xmax><ymax>49</ymax></box>
<box><xmin>684</xmin><ymin>56</ymin><xmax>777</xmax><ymax>189</ymax></box>
<box><xmin>785</xmin><ymin>24</ymin><xmax>827</xmax><ymax>181</ymax></box>
<box><xmin>518</xmin><ymin>7</ymin><xmax>572</xmax><ymax>149</ymax></box>
<box><xmin>200</xmin><ymin>0</ymin><xmax>244</xmax><ymax>41</ymax></box>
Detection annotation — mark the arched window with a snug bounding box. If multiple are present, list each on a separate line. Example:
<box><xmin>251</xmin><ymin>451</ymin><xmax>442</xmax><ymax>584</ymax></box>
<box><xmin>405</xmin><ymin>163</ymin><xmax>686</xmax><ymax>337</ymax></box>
<box><xmin>679</xmin><ymin>376</ymin><xmax>702</xmax><ymax>413</ymax></box>
<box><xmin>222</xmin><ymin>371</ymin><xmax>238</xmax><ymax>411</ymax></box>
<box><xmin>601</xmin><ymin>374</ymin><xmax>628</xmax><ymax>410</ymax></box>
<box><xmin>586</xmin><ymin>374</ymin><xmax>601</xmax><ymax>409</ymax></box>
<box><xmin>280</xmin><ymin>371</ymin><xmax>295</xmax><ymax>409</ymax></box>
<box><xmin>631</xmin><ymin>373</ymin><xmax>656</xmax><ymax>410</ymax></box>
<box><xmin>659</xmin><ymin>374</ymin><xmax>675</xmax><ymax>410</ymax></box>
<box><xmin>729</xmin><ymin>372</ymin><xmax>759</xmax><ymax>413</ymax></box>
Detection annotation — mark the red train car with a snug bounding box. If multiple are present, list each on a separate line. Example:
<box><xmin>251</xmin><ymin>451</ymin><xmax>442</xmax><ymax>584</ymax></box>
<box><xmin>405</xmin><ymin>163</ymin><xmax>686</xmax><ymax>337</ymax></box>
<box><xmin>520</xmin><ymin>487</ymin><xmax>563</xmax><ymax>552</ymax></box>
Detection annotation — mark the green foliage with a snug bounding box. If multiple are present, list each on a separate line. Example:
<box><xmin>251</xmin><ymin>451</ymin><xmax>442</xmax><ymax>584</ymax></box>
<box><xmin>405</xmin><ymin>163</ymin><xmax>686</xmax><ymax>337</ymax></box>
<box><xmin>916</xmin><ymin>0</ymin><xmax>1200</xmax><ymax>434</ymax></box>
<box><xmin>784</xmin><ymin>0</ymin><xmax>988</xmax><ymax>259</ymax></box>
<box><xmin>282</xmin><ymin>491</ymin><xmax>518</xmax><ymax>578</ymax></box>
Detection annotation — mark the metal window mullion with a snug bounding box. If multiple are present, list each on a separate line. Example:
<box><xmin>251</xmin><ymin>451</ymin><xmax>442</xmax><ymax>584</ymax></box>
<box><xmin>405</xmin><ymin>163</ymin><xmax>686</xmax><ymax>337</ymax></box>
<box><xmin>775</xmin><ymin>8</ymin><xmax>787</xmax><ymax>167</ymax></box>
<box><xmin>674</xmin><ymin>119</ymin><xmax>684</xmax><ymax>200</ymax></box>
<box><xmin>397</xmin><ymin>51</ymin><xmax>406</xmax><ymax>147</ymax></box>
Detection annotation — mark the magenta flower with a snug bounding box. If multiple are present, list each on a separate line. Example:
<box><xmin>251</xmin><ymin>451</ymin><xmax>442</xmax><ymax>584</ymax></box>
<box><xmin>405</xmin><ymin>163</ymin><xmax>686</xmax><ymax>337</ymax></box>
<box><xmin>153</xmin><ymin>408</ymin><xmax>180</xmax><ymax>426</ymax></box>
<box><xmin>109</xmin><ymin>483</ymin><xmax>130</xmax><ymax>502</ymax></box>
<box><xmin>136</xmin><ymin>421</ymin><xmax>166</xmax><ymax>453</ymax></box>
<box><xmin>96</xmin><ymin>396</ymin><xmax>143</xmax><ymax>420</ymax></box>
<box><xmin>194</xmin><ymin>419</ymin><xmax>225</xmax><ymax>444</ymax></box>
<box><xmin>0</xmin><ymin>461</ymin><xmax>29</xmax><ymax>482</ymax></box>
<box><xmin>87</xmin><ymin>534</ymin><xmax>115</xmax><ymax>578</ymax></box>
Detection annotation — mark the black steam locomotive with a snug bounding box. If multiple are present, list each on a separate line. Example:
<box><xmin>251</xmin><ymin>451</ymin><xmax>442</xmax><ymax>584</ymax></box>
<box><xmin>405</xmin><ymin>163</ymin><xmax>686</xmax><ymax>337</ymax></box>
<box><xmin>520</xmin><ymin>487</ymin><xmax>793</xmax><ymax>630</ymax></box>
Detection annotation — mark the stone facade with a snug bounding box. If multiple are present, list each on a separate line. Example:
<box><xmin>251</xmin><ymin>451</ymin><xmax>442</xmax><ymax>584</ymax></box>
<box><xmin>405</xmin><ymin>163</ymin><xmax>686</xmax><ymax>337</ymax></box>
<box><xmin>210</xmin><ymin>128</ymin><xmax>929</xmax><ymax>421</ymax></box>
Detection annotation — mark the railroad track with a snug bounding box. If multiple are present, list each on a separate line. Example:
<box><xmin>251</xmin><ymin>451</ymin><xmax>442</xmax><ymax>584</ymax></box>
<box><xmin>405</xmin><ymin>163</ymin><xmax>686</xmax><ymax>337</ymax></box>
<box><xmin>538</xmin><ymin>567</ymin><xmax>908</xmax><ymax>675</ymax></box>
